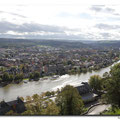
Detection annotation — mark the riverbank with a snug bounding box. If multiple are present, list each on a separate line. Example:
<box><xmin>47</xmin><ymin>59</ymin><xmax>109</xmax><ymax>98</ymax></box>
<box><xmin>0</xmin><ymin>59</ymin><xmax>120</xmax><ymax>102</ymax></box>
<box><xmin>0</xmin><ymin>59</ymin><xmax>119</xmax><ymax>88</ymax></box>
<box><xmin>0</xmin><ymin>75</ymin><xmax>60</xmax><ymax>88</ymax></box>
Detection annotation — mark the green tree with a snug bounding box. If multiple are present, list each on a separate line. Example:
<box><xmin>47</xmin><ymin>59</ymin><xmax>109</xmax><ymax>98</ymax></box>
<box><xmin>34</xmin><ymin>71</ymin><xmax>40</xmax><ymax>80</ymax></box>
<box><xmin>14</xmin><ymin>73</ymin><xmax>24</xmax><ymax>81</ymax></box>
<box><xmin>55</xmin><ymin>85</ymin><xmax>84</xmax><ymax>115</ymax></box>
<box><xmin>2</xmin><ymin>72</ymin><xmax>10</xmax><ymax>82</ymax></box>
<box><xmin>89</xmin><ymin>75</ymin><xmax>103</xmax><ymax>92</ymax></box>
<box><xmin>0</xmin><ymin>77</ymin><xmax>2</xmax><ymax>83</ymax></box>
<box><xmin>9</xmin><ymin>74</ymin><xmax>14</xmax><ymax>82</ymax></box>
<box><xmin>45</xmin><ymin>91</ymin><xmax>51</xmax><ymax>97</ymax></box>
<box><xmin>29</xmin><ymin>73</ymin><xmax>34</xmax><ymax>80</ymax></box>
<box><xmin>103</xmin><ymin>72</ymin><xmax>110</xmax><ymax>78</ymax></box>
<box><xmin>103</xmin><ymin>63</ymin><xmax>120</xmax><ymax>107</ymax></box>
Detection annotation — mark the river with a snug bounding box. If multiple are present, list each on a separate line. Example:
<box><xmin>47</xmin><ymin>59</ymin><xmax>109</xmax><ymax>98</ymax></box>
<box><xmin>0</xmin><ymin>60</ymin><xmax>120</xmax><ymax>102</ymax></box>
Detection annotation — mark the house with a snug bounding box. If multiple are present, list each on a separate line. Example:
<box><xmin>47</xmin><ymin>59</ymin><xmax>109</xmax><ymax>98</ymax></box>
<box><xmin>75</xmin><ymin>82</ymin><xmax>98</xmax><ymax>103</ymax></box>
<box><xmin>0</xmin><ymin>97</ymin><xmax>26</xmax><ymax>115</ymax></box>
<box><xmin>75</xmin><ymin>82</ymin><xmax>92</xmax><ymax>95</ymax></box>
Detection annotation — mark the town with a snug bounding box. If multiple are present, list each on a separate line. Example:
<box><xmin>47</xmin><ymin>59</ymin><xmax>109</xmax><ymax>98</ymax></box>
<box><xmin>0</xmin><ymin>39</ymin><xmax>120</xmax><ymax>115</ymax></box>
<box><xmin>0</xmin><ymin>39</ymin><xmax>120</xmax><ymax>86</ymax></box>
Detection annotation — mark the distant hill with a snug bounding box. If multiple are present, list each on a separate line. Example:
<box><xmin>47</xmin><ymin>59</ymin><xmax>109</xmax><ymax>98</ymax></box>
<box><xmin>0</xmin><ymin>38</ymin><xmax>120</xmax><ymax>49</ymax></box>
<box><xmin>0</xmin><ymin>38</ymin><xmax>87</xmax><ymax>49</ymax></box>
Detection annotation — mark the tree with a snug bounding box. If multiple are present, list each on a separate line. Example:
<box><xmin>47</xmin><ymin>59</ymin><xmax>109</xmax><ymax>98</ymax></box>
<box><xmin>51</xmin><ymin>91</ymin><xmax>55</xmax><ymax>96</ymax></box>
<box><xmin>89</xmin><ymin>75</ymin><xmax>103</xmax><ymax>92</ymax></box>
<box><xmin>29</xmin><ymin>73</ymin><xmax>34</xmax><ymax>80</ymax></box>
<box><xmin>34</xmin><ymin>71</ymin><xmax>40</xmax><ymax>80</ymax></box>
<box><xmin>0</xmin><ymin>77</ymin><xmax>2</xmax><ymax>83</ymax></box>
<box><xmin>103</xmin><ymin>72</ymin><xmax>110</xmax><ymax>78</ymax></box>
<box><xmin>32</xmin><ymin>94</ymin><xmax>39</xmax><ymax>101</ymax></box>
<box><xmin>19</xmin><ymin>97</ymin><xmax>24</xmax><ymax>102</ymax></box>
<box><xmin>41</xmin><ymin>100</ymin><xmax>60</xmax><ymax>115</ymax></box>
<box><xmin>14</xmin><ymin>73</ymin><xmax>24</xmax><ymax>81</ymax></box>
<box><xmin>9</xmin><ymin>74</ymin><xmax>14</xmax><ymax>82</ymax></box>
<box><xmin>6</xmin><ymin>110</ymin><xmax>18</xmax><ymax>115</ymax></box>
<box><xmin>103</xmin><ymin>63</ymin><xmax>120</xmax><ymax>107</ymax></box>
<box><xmin>2</xmin><ymin>72</ymin><xmax>10</xmax><ymax>82</ymax></box>
<box><xmin>21</xmin><ymin>110</ymin><xmax>34</xmax><ymax>115</ymax></box>
<box><xmin>26</xmin><ymin>96</ymin><xmax>32</xmax><ymax>102</ymax></box>
<box><xmin>45</xmin><ymin>91</ymin><xmax>51</xmax><ymax>97</ymax></box>
<box><xmin>55</xmin><ymin>85</ymin><xmax>84</xmax><ymax>115</ymax></box>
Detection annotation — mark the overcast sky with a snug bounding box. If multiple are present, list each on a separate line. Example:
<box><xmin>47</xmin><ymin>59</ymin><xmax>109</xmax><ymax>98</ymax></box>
<box><xmin>0</xmin><ymin>0</ymin><xmax>120</xmax><ymax>40</ymax></box>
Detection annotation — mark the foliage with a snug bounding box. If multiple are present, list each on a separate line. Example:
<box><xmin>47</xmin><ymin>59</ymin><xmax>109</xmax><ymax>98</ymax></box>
<box><xmin>89</xmin><ymin>75</ymin><xmax>103</xmax><ymax>92</ymax></box>
<box><xmin>103</xmin><ymin>107</ymin><xmax>120</xmax><ymax>115</ymax></box>
<box><xmin>34</xmin><ymin>71</ymin><xmax>40</xmax><ymax>79</ymax></box>
<box><xmin>55</xmin><ymin>85</ymin><xmax>84</xmax><ymax>115</ymax></box>
<box><xmin>9</xmin><ymin>74</ymin><xmax>14</xmax><ymax>82</ymax></box>
<box><xmin>103</xmin><ymin>63</ymin><xmax>120</xmax><ymax>107</ymax></box>
<box><xmin>41</xmin><ymin>100</ymin><xmax>60</xmax><ymax>115</ymax></box>
<box><xmin>2</xmin><ymin>72</ymin><xmax>10</xmax><ymax>82</ymax></box>
<box><xmin>0</xmin><ymin>77</ymin><xmax>2</xmax><ymax>82</ymax></box>
<box><xmin>29</xmin><ymin>73</ymin><xmax>34</xmax><ymax>80</ymax></box>
<box><xmin>32</xmin><ymin>94</ymin><xmax>39</xmax><ymax>101</ymax></box>
<box><xmin>45</xmin><ymin>91</ymin><xmax>52</xmax><ymax>97</ymax></box>
<box><xmin>22</xmin><ymin>94</ymin><xmax>60</xmax><ymax>115</ymax></box>
<box><xmin>6</xmin><ymin>110</ymin><xmax>18</xmax><ymax>115</ymax></box>
<box><xmin>19</xmin><ymin>97</ymin><xmax>24</xmax><ymax>102</ymax></box>
<box><xmin>29</xmin><ymin>72</ymin><xmax>40</xmax><ymax>80</ymax></box>
<box><xmin>14</xmin><ymin>73</ymin><xmax>24</xmax><ymax>81</ymax></box>
<box><xmin>26</xmin><ymin>96</ymin><xmax>32</xmax><ymax>102</ymax></box>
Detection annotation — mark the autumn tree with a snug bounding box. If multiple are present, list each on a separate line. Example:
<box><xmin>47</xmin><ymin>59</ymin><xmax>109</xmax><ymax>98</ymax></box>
<box><xmin>41</xmin><ymin>100</ymin><xmax>60</xmax><ymax>115</ymax></box>
<box><xmin>55</xmin><ymin>85</ymin><xmax>84</xmax><ymax>115</ymax></box>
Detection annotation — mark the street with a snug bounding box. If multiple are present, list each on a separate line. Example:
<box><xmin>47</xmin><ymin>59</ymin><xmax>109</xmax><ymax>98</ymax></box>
<box><xmin>87</xmin><ymin>104</ymin><xmax>111</xmax><ymax>115</ymax></box>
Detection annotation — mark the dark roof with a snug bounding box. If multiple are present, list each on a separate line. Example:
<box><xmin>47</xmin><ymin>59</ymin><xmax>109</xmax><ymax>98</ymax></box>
<box><xmin>76</xmin><ymin>82</ymin><xmax>92</xmax><ymax>95</ymax></box>
<box><xmin>6</xmin><ymin>100</ymin><xmax>18</xmax><ymax>106</ymax></box>
<box><xmin>0</xmin><ymin>97</ymin><xmax>23</xmax><ymax>107</ymax></box>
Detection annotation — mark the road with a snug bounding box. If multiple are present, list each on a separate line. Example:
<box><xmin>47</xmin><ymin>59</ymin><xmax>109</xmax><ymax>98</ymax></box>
<box><xmin>87</xmin><ymin>104</ymin><xmax>111</xmax><ymax>115</ymax></box>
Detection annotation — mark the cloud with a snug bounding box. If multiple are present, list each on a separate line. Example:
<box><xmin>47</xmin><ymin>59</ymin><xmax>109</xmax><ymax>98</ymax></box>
<box><xmin>0</xmin><ymin>20</ymin><xmax>86</xmax><ymax>39</ymax></box>
<box><xmin>100</xmin><ymin>32</ymin><xmax>111</xmax><ymax>38</ymax></box>
<box><xmin>0</xmin><ymin>11</ymin><xmax>26</xmax><ymax>18</ymax></box>
<box><xmin>95</xmin><ymin>23</ymin><xmax>120</xmax><ymax>30</ymax></box>
<box><xmin>0</xmin><ymin>3</ymin><xmax>120</xmax><ymax>40</ymax></box>
<box><xmin>0</xmin><ymin>31</ymin><xmax>86</xmax><ymax>40</ymax></box>
<box><xmin>0</xmin><ymin>21</ymin><xmax>69</xmax><ymax>33</ymax></box>
<box><xmin>90</xmin><ymin>5</ymin><xmax>115</xmax><ymax>13</ymax></box>
<box><xmin>90</xmin><ymin>5</ymin><xmax>104</xmax><ymax>12</ymax></box>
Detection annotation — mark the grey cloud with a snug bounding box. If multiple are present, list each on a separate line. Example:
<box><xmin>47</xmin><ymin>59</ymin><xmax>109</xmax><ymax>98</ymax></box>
<box><xmin>0</xmin><ymin>21</ymin><xmax>85</xmax><ymax>39</ymax></box>
<box><xmin>90</xmin><ymin>5</ymin><xmax>115</xmax><ymax>13</ymax></box>
<box><xmin>100</xmin><ymin>33</ymin><xmax>111</xmax><ymax>38</ymax></box>
<box><xmin>90</xmin><ymin>5</ymin><xmax>103</xmax><ymax>12</ymax></box>
<box><xmin>95</xmin><ymin>23</ymin><xmax>120</xmax><ymax>30</ymax></box>
<box><xmin>0</xmin><ymin>11</ymin><xmax>26</xmax><ymax>18</ymax></box>
<box><xmin>0</xmin><ymin>32</ymin><xmax>86</xmax><ymax>40</ymax></box>
<box><xmin>105</xmin><ymin>7</ymin><xmax>115</xmax><ymax>12</ymax></box>
<box><xmin>0</xmin><ymin>21</ymin><xmax>68</xmax><ymax>33</ymax></box>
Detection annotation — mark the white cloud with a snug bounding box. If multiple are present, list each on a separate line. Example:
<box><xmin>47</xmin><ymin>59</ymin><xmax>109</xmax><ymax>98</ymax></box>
<box><xmin>0</xmin><ymin>0</ymin><xmax>120</xmax><ymax>40</ymax></box>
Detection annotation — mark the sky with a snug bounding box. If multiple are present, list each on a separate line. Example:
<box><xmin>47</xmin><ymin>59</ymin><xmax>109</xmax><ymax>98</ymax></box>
<box><xmin>0</xmin><ymin>0</ymin><xmax>120</xmax><ymax>40</ymax></box>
